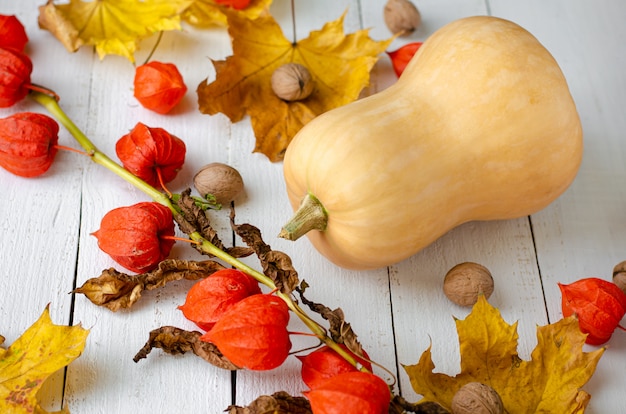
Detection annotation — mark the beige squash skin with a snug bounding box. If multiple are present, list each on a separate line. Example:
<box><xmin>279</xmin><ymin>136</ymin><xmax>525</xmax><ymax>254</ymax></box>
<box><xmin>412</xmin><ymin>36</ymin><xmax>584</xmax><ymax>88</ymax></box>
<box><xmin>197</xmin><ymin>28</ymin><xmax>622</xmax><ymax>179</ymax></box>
<box><xmin>282</xmin><ymin>16</ymin><xmax>583</xmax><ymax>270</ymax></box>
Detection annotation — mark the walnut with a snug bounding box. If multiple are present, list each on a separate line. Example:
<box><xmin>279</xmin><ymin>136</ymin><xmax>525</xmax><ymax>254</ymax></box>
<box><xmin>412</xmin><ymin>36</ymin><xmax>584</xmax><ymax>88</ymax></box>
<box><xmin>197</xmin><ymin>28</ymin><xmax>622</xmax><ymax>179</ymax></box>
<box><xmin>613</xmin><ymin>261</ymin><xmax>626</xmax><ymax>295</ymax></box>
<box><xmin>384</xmin><ymin>0</ymin><xmax>421</xmax><ymax>37</ymax></box>
<box><xmin>193</xmin><ymin>162</ymin><xmax>244</xmax><ymax>205</ymax></box>
<box><xmin>270</xmin><ymin>63</ymin><xmax>314</xmax><ymax>101</ymax></box>
<box><xmin>443</xmin><ymin>262</ymin><xmax>494</xmax><ymax>307</ymax></box>
<box><xmin>451</xmin><ymin>382</ymin><xmax>504</xmax><ymax>414</ymax></box>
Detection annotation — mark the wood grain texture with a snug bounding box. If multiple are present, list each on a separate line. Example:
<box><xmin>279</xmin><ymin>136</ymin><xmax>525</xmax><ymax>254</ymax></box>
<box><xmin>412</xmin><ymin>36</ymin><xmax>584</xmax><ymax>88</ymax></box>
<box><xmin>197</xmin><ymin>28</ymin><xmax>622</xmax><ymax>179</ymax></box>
<box><xmin>1</xmin><ymin>0</ymin><xmax>625</xmax><ymax>413</ymax></box>
<box><xmin>487</xmin><ymin>1</ymin><xmax>626</xmax><ymax>412</ymax></box>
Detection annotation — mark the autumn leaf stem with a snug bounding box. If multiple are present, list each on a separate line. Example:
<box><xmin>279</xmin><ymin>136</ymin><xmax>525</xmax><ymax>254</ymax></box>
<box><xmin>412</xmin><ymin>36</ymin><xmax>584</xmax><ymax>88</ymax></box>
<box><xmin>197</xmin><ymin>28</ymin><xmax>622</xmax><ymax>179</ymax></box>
<box><xmin>290</xmin><ymin>0</ymin><xmax>297</xmax><ymax>44</ymax></box>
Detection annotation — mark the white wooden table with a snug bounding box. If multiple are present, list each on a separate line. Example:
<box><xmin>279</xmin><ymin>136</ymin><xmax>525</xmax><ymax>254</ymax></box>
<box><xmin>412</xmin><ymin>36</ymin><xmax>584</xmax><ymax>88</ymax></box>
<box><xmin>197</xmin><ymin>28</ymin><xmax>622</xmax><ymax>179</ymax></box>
<box><xmin>2</xmin><ymin>0</ymin><xmax>625</xmax><ymax>412</ymax></box>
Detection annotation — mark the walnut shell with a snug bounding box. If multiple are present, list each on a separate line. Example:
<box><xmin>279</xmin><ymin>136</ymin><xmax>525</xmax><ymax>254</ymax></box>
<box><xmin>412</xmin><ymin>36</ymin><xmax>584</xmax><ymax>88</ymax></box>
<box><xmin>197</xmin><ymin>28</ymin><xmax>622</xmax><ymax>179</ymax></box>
<box><xmin>613</xmin><ymin>260</ymin><xmax>626</xmax><ymax>295</ymax></box>
<box><xmin>384</xmin><ymin>0</ymin><xmax>421</xmax><ymax>37</ymax></box>
<box><xmin>193</xmin><ymin>163</ymin><xmax>244</xmax><ymax>205</ymax></box>
<box><xmin>451</xmin><ymin>382</ymin><xmax>504</xmax><ymax>414</ymax></box>
<box><xmin>271</xmin><ymin>63</ymin><xmax>314</xmax><ymax>101</ymax></box>
<box><xmin>443</xmin><ymin>262</ymin><xmax>494</xmax><ymax>307</ymax></box>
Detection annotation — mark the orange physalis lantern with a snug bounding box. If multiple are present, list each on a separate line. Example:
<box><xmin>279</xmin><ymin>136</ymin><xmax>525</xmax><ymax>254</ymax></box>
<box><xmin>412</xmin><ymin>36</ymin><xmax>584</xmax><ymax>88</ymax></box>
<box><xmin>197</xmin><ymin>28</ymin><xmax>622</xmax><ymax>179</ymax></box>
<box><xmin>559</xmin><ymin>277</ymin><xmax>626</xmax><ymax>345</ymax></box>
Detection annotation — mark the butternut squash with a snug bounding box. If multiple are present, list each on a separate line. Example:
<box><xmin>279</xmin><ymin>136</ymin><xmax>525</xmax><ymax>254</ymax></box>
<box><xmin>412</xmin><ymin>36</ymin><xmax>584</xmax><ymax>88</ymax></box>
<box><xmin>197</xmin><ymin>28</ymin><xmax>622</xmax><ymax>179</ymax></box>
<box><xmin>280</xmin><ymin>16</ymin><xmax>583</xmax><ymax>270</ymax></box>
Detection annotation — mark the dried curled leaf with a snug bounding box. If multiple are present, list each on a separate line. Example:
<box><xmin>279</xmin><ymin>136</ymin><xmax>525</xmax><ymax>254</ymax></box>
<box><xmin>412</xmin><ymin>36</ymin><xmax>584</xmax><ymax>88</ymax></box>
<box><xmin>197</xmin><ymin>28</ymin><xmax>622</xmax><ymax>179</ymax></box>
<box><xmin>38</xmin><ymin>0</ymin><xmax>190</xmax><ymax>62</ymax></box>
<box><xmin>74</xmin><ymin>259</ymin><xmax>226</xmax><ymax>311</ymax></box>
<box><xmin>229</xmin><ymin>209</ymin><xmax>299</xmax><ymax>295</ymax></box>
<box><xmin>227</xmin><ymin>391</ymin><xmax>311</xmax><ymax>414</ymax></box>
<box><xmin>296</xmin><ymin>282</ymin><xmax>363</xmax><ymax>361</ymax></box>
<box><xmin>404</xmin><ymin>296</ymin><xmax>604</xmax><ymax>413</ymax></box>
<box><xmin>0</xmin><ymin>306</ymin><xmax>89</xmax><ymax>414</ymax></box>
<box><xmin>197</xmin><ymin>11</ymin><xmax>392</xmax><ymax>161</ymax></box>
<box><xmin>174</xmin><ymin>188</ymin><xmax>254</xmax><ymax>258</ymax></box>
<box><xmin>133</xmin><ymin>326</ymin><xmax>238</xmax><ymax>370</ymax></box>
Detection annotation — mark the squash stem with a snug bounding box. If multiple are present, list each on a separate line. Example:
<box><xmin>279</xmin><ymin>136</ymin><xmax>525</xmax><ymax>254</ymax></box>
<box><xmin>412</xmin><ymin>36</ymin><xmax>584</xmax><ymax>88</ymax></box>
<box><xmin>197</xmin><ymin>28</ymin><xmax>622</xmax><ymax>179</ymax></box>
<box><xmin>279</xmin><ymin>192</ymin><xmax>328</xmax><ymax>241</ymax></box>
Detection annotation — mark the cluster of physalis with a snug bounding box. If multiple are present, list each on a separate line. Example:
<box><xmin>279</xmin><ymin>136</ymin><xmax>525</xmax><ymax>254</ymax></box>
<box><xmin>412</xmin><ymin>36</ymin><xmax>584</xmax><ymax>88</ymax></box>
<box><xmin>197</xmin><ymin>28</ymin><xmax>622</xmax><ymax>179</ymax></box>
<box><xmin>0</xmin><ymin>13</ymin><xmax>409</xmax><ymax>414</ymax></box>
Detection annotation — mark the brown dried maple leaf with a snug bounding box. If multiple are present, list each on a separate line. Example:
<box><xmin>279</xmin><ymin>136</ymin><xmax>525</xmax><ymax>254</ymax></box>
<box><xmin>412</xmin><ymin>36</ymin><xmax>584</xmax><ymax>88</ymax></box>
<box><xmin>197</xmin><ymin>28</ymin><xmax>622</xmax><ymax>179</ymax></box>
<box><xmin>197</xmin><ymin>10</ymin><xmax>392</xmax><ymax>161</ymax></box>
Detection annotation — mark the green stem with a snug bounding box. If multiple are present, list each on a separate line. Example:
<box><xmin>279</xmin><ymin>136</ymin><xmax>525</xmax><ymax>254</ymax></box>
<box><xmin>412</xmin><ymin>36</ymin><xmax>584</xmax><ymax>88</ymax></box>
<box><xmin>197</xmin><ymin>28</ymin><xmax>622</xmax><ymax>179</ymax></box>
<box><xmin>29</xmin><ymin>91</ymin><xmax>170</xmax><ymax>210</ymax></box>
<box><xmin>279</xmin><ymin>192</ymin><xmax>328</xmax><ymax>241</ymax></box>
<box><xmin>29</xmin><ymin>90</ymin><xmax>367</xmax><ymax>373</ymax></box>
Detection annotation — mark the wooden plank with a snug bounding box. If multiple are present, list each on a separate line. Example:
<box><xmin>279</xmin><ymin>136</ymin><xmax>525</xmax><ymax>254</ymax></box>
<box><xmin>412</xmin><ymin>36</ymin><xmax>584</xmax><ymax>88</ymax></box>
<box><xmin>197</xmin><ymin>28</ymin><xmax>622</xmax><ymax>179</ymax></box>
<box><xmin>60</xmin><ymin>19</ymin><xmax>236</xmax><ymax>414</ymax></box>
<box><xmin>230</xmin><ymin>0</ymin><xmax>398</xmax><ymax>406</ymax></box>
<box><xmin>361</xmin><ymin>0</ymin><xmax>552</xmax><ymax>405</ymax></box>
<box><xmin>3</xmin><ymin>0</ymin><xmax>625</xmax><ymax>412</ymax></box>
<box><xmin>0</xmin><ymin>2</ymin><xmax>91</xmax><ymax>411</ymax></box>
<box><xmin>489</xmin><ymin>0</ymin><xmax>626</xmax><ymax>412</ymax></box>
<box><xmin>390</xmin><ymin>219</ymin><xmax>548</xmax><ymax>402</ymax></box>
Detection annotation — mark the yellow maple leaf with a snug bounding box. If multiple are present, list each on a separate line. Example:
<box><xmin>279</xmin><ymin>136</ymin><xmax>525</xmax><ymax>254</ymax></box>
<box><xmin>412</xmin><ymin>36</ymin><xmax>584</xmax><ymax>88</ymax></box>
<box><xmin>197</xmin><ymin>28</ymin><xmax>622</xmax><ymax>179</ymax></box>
<box><xmin>182</xmin><ymin>0</ymin><xmax>273</xmax><ymax>27</ymax></box>
<box><xmin>0</xmin><ymin>306</ymin><xmax>89</xmax><ymax>414</ymax></box>
<box><xmin>404</xmin><ymin>296</ymin><xmax>604</xmax><ymax>413</ymax></box>
<box><xmin>38</xmin><ymin>0</ymin><xmax>191</xmax><ymax>62</ymax></box>
<box><xmin>197</xmin><ymin>11</ymin><xmax>392</xmax><ymax>162</ymax></box>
